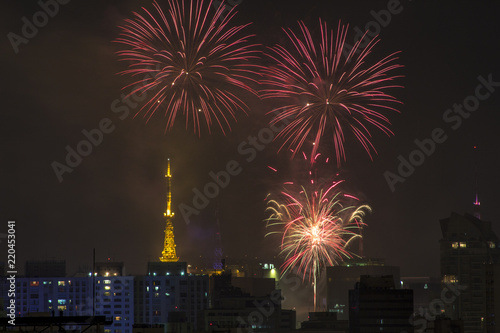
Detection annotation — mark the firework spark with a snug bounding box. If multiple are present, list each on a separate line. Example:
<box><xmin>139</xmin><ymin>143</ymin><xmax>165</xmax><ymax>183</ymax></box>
<box><xmin>261</xmin><ymin>19</ymin><xmax>403</xmax><ymax>165</ymax></box>
<box><xmin>266</xmin><ymin>179</ymin><xmax>370</xmax><ymax>310</ymax></box>
<box><xmin>115</xmin><ymin>0</ymin><xmax>261</xmax><ymax>135</ymax></box>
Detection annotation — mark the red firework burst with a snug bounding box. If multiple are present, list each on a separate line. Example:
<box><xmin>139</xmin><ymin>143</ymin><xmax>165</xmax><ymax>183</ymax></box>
<box><xmin>115</xmin><ymin>0</ymin><xmax>261</xmax><ymax>135</ymax></box>
<box><xmin>265</xmin><ymin>178</ymin><xmax>370</xmax><ymax>310</ymax></box>
<box><xmin>261</xmin><ymin>19</ymin><xmax>403</xmax><ymax>165</ymax></box>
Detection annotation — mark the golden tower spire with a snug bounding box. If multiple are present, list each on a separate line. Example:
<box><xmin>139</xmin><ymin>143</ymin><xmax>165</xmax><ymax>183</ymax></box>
<box><xmin>160</xmin><ymin>158</ymin><xmax>179</xmax><ymax>262</ymax></box>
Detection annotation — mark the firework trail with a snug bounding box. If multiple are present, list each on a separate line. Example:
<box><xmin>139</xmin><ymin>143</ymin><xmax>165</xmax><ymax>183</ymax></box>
<box><xmin>265</xmin><ymin>177</ymin><xmax>370</xmax><ymax>310</ymax></box>
<box><xmin>261</xmin><ymin>19</ymin><xmax>403</xmax><ymax>165</ymax></box>
<box><xmin>115</xmin><ymin>0</ymin><xmax>261</xmax><ymax>135</ymax></box>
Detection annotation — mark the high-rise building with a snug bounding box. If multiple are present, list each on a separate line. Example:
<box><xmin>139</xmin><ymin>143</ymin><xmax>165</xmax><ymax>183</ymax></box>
<box><xmin>439</xmin><ymin>212</ymin><xmax>500</xmax><ymax>333</ymax></box>
<box><xmin>133</xmin><ymin>274</ymin><xmax>209</xmax><ymax>330</ymax></box>
<box><xmin>326</xmin><ymin>258</ymin><xmax>400</xmax><ymax>320</ymax></box>
<box><xmin>1</xmin><ymin>275</ymin><xmax>134</xmax><ymax>333</ymax></box>
<box><xmin>401</xmin><ymin>276</ymin><xmax>441</xmax><ymax>319</ymax></box>
<box><xmin>300</xmin><ymin>311</ymin><xmax>348</xmax><ymax>332</ymax></box>
<box><xmin>485</xmin><ymin>263</ymin><xmax>500</xmax><ymax>333</ymax></box>
<box><xmin>2</xmin><ymin>263</ymin><xmax>209</xmax><ymax>333</ymax></box>
<box><xmin>203</xmin><ymin>273</ymin><xmax>295</xmax><ymax>332</ymax></box>
<box><xmin>349</xmin><ymin>275</ymin><xmax>413</xmax><ymax>333</ymax></box>
<box><xmin>96</xmin><ymin>262</ymin><xmax>125</xmax><ymax>277</ymax></box>
<box><xmin>95</xmin><ymin>276</ymin><xmax>135</xmax><ymax>333</ymax></box>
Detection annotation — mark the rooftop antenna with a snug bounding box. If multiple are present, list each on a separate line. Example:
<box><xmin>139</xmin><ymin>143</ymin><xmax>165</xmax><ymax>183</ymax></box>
<box><xmin>473</xmin><ymin>146</ymin><xmax>481</xmax><ymax>219</ymax></box>
<box><xmin>213</xmin><ymin>205</ymin><xmax>223</xmax><ymax>271</ymax></box>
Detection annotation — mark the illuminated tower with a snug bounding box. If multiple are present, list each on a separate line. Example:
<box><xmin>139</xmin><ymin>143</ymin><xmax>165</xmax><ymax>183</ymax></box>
<box><xmin>159</xmin><ymin>159</ymin><xmax>179</xmax><ymax>262</ymax></box>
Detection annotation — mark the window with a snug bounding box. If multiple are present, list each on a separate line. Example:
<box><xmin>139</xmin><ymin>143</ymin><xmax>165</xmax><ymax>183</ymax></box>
<box><xmin>58</xmin><ymin>281</ymin><xmax>66</xmax><ymax>286</ymax></box>
<box><xmin>30</xmin><ymin>281</ymin><xmax>39</xmax><ymax>287</ymax></box>
<box><xmin>443</xmin><ymin>275</ymin><xmax>458</xmax><ymax>283</ymax></box>
<box><xmin>452</xmin><ymin>242</ymin><xmax>459</xmax><ymax>249</ymax></box>
<box><xmin>460</xmin><ymin>242</ymin><xmax>467</xmax><ymax>248</ymax></box>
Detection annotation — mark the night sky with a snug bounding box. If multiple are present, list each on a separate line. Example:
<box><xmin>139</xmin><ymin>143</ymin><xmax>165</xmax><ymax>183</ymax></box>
<box><xmin>2</xmin><ymin>0</ymin><xmax>500</xmax><ymax>279</ymax></box>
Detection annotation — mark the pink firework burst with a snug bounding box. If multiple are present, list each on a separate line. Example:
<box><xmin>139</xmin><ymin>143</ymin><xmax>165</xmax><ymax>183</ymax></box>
<box><xmin>261</xmin><ymin>19</ymin><xmax>403</xmax><ymax>165</ymax></box>
<box><xmin>115</xmin><ymin>0</ymin><xmax>261</xmax><ymax>135</ymax></box>
<box><xmin>266</xmin><ymin>179</ymin><xmax>370</xmax><ymax>310</ymax></box>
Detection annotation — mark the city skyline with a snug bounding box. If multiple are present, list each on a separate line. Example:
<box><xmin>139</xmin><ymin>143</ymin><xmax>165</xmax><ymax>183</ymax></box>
<box><xmin>2</xmin><ymin>0</ymin><xmax>500</xmax><ymax>280</ymax></box>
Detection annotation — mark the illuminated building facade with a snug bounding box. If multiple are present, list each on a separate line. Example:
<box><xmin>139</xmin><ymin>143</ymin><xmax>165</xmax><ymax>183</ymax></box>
<box><xmin>134</xmin><ymin>274</ymin><xmax>209</xmax><ymax>330</ymax></box>
<box><xmin>5</xmin><ymin>277</ymin><xmax>92</xmax><ymax>315</ymax></box>
<box><xmin>159</xmin><ymin>159</ymin><xmax>179</xmax><ymax>263</ymax></box>
<box><xmin>2</xmin><ymin>276</ymin><xmax>134</xmax><ymax>333</ymax></box>
<box><xmin>2</xmin><ymin>272</ymin><xmax>209</xmax><ymax>333</ymax></box>
<box><xmin>440</xmin><ymin>212</ymin><xmax>500</xmax><ymax>333</ymax></box>
<box><xmin>95</xmin><ymin>276</ymin><xmax>135</xmax><ymax>333</ymax></box>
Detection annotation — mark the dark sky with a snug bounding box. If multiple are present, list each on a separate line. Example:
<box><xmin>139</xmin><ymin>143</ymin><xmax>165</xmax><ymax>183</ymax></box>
<box><xmin>2</xmin><ymin>0</ymin><xmax>500</xmax><ymax>279</ymax></box>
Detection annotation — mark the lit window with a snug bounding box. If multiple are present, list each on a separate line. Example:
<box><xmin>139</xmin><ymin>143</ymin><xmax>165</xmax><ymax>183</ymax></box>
<box><xmin>460</xmin><ymin>242</ymin><xmax>467</xmax><ymax>248</ymax></box>
<box><xmin>104</xmin><ymin>280</ymin><xmax>111</xmax><ymax>284</ymax></box>
<box><xmin>58</xmin><ymin>281</ymin><xmax>65</xmax><ymax>286</ymax></box>
<box><xmin>155</xmin><ymin>286</ymin><xmax>159</xmax><ymax>291</ymax></box>
<box><xmin>104</xmin><ymin>292</ymin><xmax>111</xmax><ymax>297</ymax></box>
<box><xmin>30</xmin><ymin>281</ymin><xmax>39</xmax><ymax>287</ymax></box>
<box><xmin>104</xmin><ymin>286</ymin><xmax>111</xmax><ymax>290</ymax></box>
<box><xmin>443</xmin><ymin>275</ymin><xmax>458</xmax><ymax>283</ymax></box>
<box><xmin>424</xmin><ymin>284</ymin><xmax>428</xmax><ymax>290</ymax></box>
<box><xmin>452</xmin><ymin>242</ymin><xmax>459</xmax><ymax>249</ymax></box>
<box><xmin>58</xmin><ymin>300</ymin><xmax>66</xmax><ymax>305</ymax></box>
<box><xmin>489</xmin><ymin>242</ymin><xmax>496</xmax><ymax>249</ymax></box>
<box><xmin>115</xmin><ymin>316</ymin><xmax>121</xmax><ymax>321</ymax></box>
